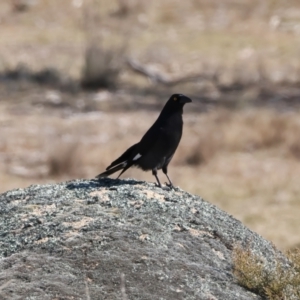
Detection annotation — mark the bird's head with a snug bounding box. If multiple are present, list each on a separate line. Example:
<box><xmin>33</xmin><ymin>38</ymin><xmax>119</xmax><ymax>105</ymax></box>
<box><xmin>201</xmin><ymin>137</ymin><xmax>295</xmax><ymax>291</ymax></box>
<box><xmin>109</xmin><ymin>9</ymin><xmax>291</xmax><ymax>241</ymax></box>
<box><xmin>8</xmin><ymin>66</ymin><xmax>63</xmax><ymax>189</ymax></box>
<box><xmin>170</xmin><ymin>94</ymin><xmax>192</xmax><ymax>105</ymax></box>
<box><xmin>163</xmin><ymin>94</ymin><xmax>192</xmax><ymax>111</ymax></box>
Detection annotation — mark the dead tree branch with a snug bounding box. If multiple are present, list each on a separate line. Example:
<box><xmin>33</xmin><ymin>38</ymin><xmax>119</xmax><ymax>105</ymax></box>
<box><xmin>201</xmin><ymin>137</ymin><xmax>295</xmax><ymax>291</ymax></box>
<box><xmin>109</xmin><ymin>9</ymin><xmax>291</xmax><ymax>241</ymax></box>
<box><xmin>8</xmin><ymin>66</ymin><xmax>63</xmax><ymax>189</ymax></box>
<box><xmin>126</xmin><ymin>58</ymin><xmax>219</xmax><ymax>86</ymax></box>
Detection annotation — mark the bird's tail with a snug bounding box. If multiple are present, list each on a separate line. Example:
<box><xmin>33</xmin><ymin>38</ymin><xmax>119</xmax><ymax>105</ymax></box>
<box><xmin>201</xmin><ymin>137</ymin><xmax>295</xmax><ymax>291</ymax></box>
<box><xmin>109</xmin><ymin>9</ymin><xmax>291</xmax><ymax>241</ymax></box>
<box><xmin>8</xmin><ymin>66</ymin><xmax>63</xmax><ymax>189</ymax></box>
<box><xmin>96</xmin><ymin>163</ymin><xmax>125</xmax><ymax>179</ymax></box>
<box><xmin>96</xmin><ymin>143</ymin><xmax>138</xmax><ymax>179</ymax></box>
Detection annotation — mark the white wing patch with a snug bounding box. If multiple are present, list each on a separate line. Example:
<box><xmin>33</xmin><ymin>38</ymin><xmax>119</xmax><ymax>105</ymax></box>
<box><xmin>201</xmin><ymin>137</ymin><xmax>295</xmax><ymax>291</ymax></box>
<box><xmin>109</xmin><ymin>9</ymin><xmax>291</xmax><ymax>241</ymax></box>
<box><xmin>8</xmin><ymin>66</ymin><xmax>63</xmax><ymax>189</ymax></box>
<box><xmin>133</xmin><ymin>153</ymin><xmax>142</xmax><ymax>161</ymax></box>
<box><xmin>122</xmin><ymin>162</ymin><xmax>128</xmax><ymax>167</ymax></box>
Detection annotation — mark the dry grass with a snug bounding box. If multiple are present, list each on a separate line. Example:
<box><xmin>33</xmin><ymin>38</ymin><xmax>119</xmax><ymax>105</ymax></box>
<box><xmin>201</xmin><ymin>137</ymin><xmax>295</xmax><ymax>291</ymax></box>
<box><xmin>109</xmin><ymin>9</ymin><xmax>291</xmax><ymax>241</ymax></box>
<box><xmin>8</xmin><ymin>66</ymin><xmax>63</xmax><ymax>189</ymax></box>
<box><xmin>81</xmin><ymin>42</ymin><xmax>124</xmax><ymax>89</ymax></box>
<box><xmin>233</xmin><ymin>244</ymin><xmax>300</xmax><ymax>299</ymax></box>
<box><xmin>287</xmin><ymin>248</ymin><xmax>300</xmax><ymax>273</ymax></box>
<box><xmin>181</xmin><ymin>109</ymin><xmax>300</xmax><ymax>166</ymax></box>
<box><xmin>1</xmin><ymin>0</ymin><xmax>300</xmax><ymax>87</ymax></box>
<box><xmin>1</xmin><ymin>103</ymin><xmax>300</xmax><ymax>249</ymax></box>
<box><xmin>47</xmin><ymin>140</ymin><xmax>85</xmax><ymax>177</ymax></box>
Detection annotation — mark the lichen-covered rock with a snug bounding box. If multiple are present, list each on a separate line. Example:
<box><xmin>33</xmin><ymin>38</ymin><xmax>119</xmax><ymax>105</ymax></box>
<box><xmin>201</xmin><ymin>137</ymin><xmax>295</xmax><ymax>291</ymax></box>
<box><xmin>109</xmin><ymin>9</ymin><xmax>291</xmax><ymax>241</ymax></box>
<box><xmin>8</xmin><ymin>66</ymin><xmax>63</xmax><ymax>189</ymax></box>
<box><xmin>0</xmin><ymin>178</ymin><xmax>276</xmax><ymax>299</ymax></box>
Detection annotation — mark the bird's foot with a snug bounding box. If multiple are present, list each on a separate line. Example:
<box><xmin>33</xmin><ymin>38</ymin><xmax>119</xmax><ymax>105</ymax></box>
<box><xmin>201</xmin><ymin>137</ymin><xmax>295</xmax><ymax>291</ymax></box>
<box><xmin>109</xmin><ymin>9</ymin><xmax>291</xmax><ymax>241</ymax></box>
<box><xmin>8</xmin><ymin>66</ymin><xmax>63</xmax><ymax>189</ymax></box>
<box><xmin>165</xmin><ymin>182</ymin><xmax>176</xmax><ymax>190</ymax></box>
<box><xmin>155</xmin><ymin>182</ymin><xmax>171</xmax><ymax>190</ymax></box>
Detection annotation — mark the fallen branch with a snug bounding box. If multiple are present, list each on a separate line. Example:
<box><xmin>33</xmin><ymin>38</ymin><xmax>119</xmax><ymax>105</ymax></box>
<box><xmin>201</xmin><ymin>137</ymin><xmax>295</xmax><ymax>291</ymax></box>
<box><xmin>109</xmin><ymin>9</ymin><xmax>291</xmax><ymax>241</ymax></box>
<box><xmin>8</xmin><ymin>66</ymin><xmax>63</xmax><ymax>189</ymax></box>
<box><xmin>126</xmin><ymin>58</ymin><xmax>218</xmax><ymax>86</ymax></box>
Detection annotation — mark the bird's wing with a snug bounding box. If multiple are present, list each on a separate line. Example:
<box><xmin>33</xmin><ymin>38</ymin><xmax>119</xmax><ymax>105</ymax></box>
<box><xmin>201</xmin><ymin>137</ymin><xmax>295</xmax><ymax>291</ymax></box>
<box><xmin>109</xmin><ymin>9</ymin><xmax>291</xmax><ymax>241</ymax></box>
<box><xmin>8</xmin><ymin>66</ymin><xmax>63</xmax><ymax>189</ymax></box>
<box><xmin>105</xmin><ymin>124</ymin><xmax>163</xmax><ymax>171</ymax></box>
<box><xmin>107</xmin><ymin>122</ymin><xmax>175</xmax><ymax>170</ymax></box>
<box><xmin>129</xmin><ymin>124</ymin><xmax>163</xmax><ymax>157</ymax></box>
<box><xmin>136</xmin><ymin>123</ymin><xmax>180</xmax><ymax>161</ymax></box>
<box><xmin>106</xmin><ymin>143</ymin><xmax>139</xmax><ymax>170</ymax></box>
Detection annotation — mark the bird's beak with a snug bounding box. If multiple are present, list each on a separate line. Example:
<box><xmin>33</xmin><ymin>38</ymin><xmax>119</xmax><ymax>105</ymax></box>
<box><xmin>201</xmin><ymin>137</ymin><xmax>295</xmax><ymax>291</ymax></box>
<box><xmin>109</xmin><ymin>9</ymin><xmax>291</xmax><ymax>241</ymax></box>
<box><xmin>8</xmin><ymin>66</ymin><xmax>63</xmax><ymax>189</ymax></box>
<box><xmin>179</xmin><ymin>95</ymin><xmax>192</xmax><ymax>104</ymax></box>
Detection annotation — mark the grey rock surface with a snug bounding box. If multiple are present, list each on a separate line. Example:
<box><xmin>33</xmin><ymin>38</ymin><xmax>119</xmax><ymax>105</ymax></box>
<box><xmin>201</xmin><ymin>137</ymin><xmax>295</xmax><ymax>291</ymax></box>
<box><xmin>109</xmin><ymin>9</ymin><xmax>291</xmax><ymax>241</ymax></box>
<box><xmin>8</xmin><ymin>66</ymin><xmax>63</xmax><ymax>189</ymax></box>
<box><xmin>0</xmin><ymin>178</ymin><xmax>277</xmax><ymax>299</ymax></box>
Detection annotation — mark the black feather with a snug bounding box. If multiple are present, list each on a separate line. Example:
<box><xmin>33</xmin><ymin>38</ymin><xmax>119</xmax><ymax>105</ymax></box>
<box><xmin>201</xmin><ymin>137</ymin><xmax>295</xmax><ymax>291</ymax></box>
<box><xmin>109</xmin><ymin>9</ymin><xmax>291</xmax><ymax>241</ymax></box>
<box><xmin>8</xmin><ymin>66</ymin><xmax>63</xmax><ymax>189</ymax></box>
<box><xmin>96</xmin><ymin>94</ymin><xmax>192</xmax><ymax>189</ymax></box>
<box><xmin>106</xmin><ymin>143</ymin><xmax>138</xmax><ymax>170</ymax></box>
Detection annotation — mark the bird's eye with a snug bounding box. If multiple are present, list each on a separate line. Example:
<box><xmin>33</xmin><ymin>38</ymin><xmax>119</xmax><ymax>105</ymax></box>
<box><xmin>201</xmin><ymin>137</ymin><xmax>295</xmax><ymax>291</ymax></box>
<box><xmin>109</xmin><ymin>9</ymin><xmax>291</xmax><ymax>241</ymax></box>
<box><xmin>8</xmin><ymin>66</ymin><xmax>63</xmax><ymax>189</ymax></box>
<box><xmin>174</xmin><ymin>97</ymin><xmax>177</xmax><ymax>101</ymax></box>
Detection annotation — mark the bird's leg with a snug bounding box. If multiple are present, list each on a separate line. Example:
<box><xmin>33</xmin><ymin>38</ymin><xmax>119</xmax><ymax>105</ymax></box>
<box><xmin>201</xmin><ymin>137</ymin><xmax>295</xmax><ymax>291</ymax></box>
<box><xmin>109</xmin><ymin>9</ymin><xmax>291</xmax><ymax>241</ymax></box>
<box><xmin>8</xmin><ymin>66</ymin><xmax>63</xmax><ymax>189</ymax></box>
<box><xmin>152</xmin><ymin>169</ymin><xmax>162</xmax><ymax>188</ymax></box>
<box><xmin>162</xmin><ymin>166</ymin><xmax>175</xmax><ymax>189</ymax></box>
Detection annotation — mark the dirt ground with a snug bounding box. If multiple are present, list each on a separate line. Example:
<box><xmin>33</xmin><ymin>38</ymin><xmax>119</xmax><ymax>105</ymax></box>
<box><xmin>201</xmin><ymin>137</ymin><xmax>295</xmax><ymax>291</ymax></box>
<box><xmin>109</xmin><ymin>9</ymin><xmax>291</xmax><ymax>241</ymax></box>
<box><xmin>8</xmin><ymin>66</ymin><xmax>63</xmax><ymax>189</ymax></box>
<box><xmin>1</xmin><ymin>0</ymin><xmax>300</xmax><ymax>250</ymax></box>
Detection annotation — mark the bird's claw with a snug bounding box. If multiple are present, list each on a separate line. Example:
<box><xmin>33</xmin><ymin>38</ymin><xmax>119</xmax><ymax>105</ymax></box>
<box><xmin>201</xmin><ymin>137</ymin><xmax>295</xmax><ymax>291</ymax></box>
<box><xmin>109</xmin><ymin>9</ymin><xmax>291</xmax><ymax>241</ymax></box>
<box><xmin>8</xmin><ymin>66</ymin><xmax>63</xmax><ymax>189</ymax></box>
<box><xmin>165</xmin><ymin>182</ymin><xmax>175</xmax><ymax>190</ymax></box>
<box><xmin>154</xmin><ymin>182</ymin><xmax>173</xmax><ymax>191</ymax></box>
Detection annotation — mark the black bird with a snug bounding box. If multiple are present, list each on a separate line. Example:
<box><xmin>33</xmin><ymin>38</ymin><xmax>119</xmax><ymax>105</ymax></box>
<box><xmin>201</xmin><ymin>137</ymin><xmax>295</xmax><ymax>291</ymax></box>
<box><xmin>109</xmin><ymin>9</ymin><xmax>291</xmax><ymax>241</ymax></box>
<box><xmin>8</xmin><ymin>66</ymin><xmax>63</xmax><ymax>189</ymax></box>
<box><xmin>96</xmin><ymin>94</ymin><xmax>192</xmax><ymax>188</ymax></box>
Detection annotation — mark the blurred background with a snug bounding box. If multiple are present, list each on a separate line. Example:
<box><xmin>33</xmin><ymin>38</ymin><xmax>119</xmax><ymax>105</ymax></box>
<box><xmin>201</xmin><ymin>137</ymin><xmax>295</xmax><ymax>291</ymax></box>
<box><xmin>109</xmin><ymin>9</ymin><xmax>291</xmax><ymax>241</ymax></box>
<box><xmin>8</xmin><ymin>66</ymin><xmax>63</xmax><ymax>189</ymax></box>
<box><xmin>1</xmin><ymin>0</ymin><xmax>300</xmax><ymax>250</ymax></box>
